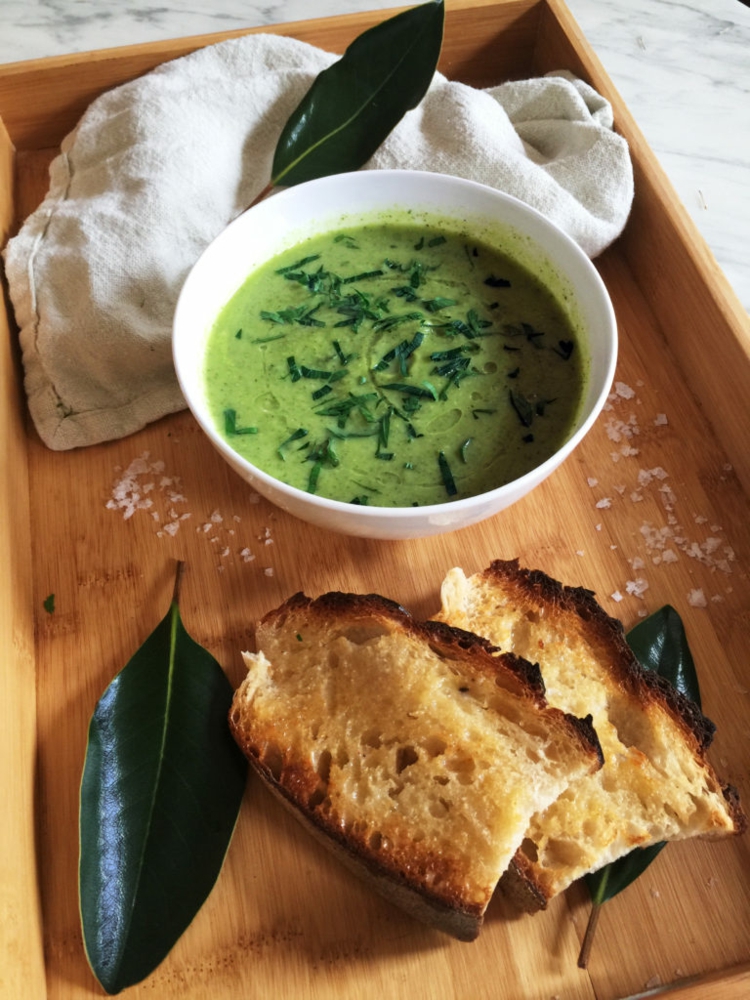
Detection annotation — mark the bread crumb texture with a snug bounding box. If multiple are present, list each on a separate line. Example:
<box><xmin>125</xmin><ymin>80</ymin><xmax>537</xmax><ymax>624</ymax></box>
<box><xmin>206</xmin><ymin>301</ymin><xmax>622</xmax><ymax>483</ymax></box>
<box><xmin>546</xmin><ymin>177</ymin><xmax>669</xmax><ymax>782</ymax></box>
<box><xmin>229</xmin><ymin>591</ymin><xmax>602</xmax><ymax>934</ymax></box>
<box><xmin>438</xmin><ymin>559</ymin><xmax>745</xmax><ymax>908</ymax></box>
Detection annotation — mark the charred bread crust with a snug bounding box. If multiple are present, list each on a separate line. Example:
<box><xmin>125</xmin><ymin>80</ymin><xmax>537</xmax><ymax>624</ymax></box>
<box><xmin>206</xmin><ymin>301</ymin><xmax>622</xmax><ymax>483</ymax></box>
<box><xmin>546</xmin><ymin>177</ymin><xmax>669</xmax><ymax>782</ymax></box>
<box><xmin>255</xmin><ymin>590</ymin><xmax>603</xmax><ymax>763</ymax></box>
<box><xmin>481</xmin><ymin>559</ymin><xmax>718</xmax><ymax>754</ymax></box>
<box><xmin>498</xmin><ymin>855</ymin><xmax>552</xmax><ymax>913</ymax></box>
<box><xmin>236</xmin><ymin>741</ymin><xmax>484</xmax><ymax>941</ymax></box>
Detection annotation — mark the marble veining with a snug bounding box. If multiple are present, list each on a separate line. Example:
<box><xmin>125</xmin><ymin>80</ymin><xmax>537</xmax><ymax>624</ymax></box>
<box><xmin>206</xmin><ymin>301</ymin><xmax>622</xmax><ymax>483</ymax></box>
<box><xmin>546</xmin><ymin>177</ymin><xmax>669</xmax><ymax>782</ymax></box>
<box><xmin>0</xmin><ymin>0</ymin><xmax>748</xmax><ymax>314</ymax></box>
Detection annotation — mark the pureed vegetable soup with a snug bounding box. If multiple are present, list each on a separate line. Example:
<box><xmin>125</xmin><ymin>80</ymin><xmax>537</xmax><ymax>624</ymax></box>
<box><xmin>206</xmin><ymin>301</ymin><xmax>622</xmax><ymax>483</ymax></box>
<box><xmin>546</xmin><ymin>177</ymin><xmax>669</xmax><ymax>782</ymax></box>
<box><xmin>204</xmin><ymin>218</ymin><xmax>588</xmax><ymax>507</ymax></box>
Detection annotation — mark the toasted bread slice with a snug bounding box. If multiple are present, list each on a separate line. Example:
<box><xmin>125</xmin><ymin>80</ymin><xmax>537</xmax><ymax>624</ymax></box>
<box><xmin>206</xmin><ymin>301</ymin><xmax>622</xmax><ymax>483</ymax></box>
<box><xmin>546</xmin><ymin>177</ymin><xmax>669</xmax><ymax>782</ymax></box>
<box><xmin>229</xmin><ymin>591</ymin><xmax>603</xmax><ymax>940</ymax></box>
<box><xmin>438</xmin><ymin>559</ymin><xmax>746</xmax><ymax>911</ymax></box>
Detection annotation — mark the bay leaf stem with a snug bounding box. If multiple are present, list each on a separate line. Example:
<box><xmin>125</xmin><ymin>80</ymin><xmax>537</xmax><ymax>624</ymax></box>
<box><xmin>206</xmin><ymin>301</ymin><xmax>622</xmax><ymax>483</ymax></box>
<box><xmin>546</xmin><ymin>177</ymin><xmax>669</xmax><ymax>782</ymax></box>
<box><xmin>172</xmin><ymin>560</ymin><xmax>185</xmax><ymax>606</ymax></box>
<box><xmin>577</xmin><ymin>901</ymin><xmax>602</xmax><ymax>969</ymax></box>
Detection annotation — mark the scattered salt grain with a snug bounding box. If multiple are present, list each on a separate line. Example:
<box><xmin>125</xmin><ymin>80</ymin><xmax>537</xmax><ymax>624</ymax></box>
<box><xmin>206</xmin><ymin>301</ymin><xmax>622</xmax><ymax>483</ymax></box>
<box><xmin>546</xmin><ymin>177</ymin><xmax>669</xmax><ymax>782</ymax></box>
<box><xmin>629</xmin><ymin>556</ymin><xmax>645</xmax><ymax>570</ymax></box>
<box><xmin>654</xmin><ymin>413</ymin><xmax>668</xmax><ymax>426</ymax></box>
<box><xmin>614</xmin><ymin>381</ymin><xmax>636</xmax><ymax>400</ymax></box>
<box><xmin>576</xmin><ymin>550</ymin><xmax>585</xmax><ymax>557</ymax></box>
<box><xmin>595</xmin><ymin>497</ymin><xmax>613</xmax><ymax>509</ymax></box>
<box><xmin>688</xmin><ymin>588</ymin><xmax>707</xmax><ymax>608</ymax></box>
<box><xmin>240</xmin><ymin>548</ymin><xmax>255</xmax><ymax>563</ymax></box>
<box><xmin>644</xmin><ymin>975</ymin><xmax>661</xmax><ymax>990</ymax></box>
<box><xmin>587</xmin><ymin>477</ymin><xmax>599</xmax><ymax>488</ymax></box>
<box><xmin>210</xmin><ymin>510</ymin><xmax>223</xmax><ymax>523</ymax></box>
<box><xmin>611</xmin><ymin>590</ymin><xmax>623</xmax><ymax>602</ymax></box>
<box><xmin>625</xmin><ymin>578</ymin><xmax>649</xmax><ymax>598</ymax></box>
<box><xmin>162</xmin><ymin>522</ymin><xmax>180</xmax><ymax>537</ymax></box>
<box><xmin>263</xmin><ymin>567</ymin><xmax>274</xmax><ymax>577</ymax></box>
<box><xmin>220</xmin><ymin>547</ymin><xmax>230</xmax><ymax>558</ymax></box>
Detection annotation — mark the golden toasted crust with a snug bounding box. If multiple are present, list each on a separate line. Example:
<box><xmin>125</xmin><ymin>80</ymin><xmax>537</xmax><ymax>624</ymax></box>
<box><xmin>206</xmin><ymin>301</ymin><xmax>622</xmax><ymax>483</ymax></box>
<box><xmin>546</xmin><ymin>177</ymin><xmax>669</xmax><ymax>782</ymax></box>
<box><xmin>480</xmin><ymin>559</ymin><xmax>717</xmax><ymax>755</ymax></box>
<box><xmin>438</xmin><ymin>558</ymin><xmax>746</xmax><ymax>911</ymax></box>
<box><xmin>230</xmin><ymin>589</ymin><xmax>604</xmax><ymax>938</ymax></box>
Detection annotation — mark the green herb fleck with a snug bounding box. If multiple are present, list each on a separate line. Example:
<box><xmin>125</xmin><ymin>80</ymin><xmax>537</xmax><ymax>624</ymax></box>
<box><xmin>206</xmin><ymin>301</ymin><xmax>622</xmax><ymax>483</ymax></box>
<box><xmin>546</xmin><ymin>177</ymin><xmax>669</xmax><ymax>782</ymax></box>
<box><xmin>224</xmin><ymin>410</ymin><xmax>258</xmax><ymax>436</ymax></box>
<box><xmin>438</xmin><ymin>451</ymin><xmax>458</xmax><ymax>496</ymax></box>
<box><xmin>43</xmin><ymin>593</ymin><xmax>55</xmax><ymax>614</ymax></box>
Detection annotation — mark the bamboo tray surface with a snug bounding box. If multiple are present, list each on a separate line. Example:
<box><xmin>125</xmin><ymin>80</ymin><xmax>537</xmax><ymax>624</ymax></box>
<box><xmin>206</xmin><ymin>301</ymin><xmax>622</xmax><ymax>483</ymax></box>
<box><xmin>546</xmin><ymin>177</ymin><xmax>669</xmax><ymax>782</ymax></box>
<box><xmin>2</xmin><ymin>2</ymin><xmax>749</xmax><ymax>998</ymax></box>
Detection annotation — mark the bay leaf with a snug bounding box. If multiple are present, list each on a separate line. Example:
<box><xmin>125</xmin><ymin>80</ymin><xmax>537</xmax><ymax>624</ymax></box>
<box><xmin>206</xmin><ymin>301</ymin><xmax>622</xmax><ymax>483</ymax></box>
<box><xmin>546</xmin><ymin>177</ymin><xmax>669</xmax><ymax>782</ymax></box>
<box><xmin>270</xmin><ymin>0</ymin><xmax>444</xmax><ymax>189</ymax></box>
<box><xmin>79</xmin><ymin>563</ymin><xmax>247</xmax><ymax>994</ymax></box>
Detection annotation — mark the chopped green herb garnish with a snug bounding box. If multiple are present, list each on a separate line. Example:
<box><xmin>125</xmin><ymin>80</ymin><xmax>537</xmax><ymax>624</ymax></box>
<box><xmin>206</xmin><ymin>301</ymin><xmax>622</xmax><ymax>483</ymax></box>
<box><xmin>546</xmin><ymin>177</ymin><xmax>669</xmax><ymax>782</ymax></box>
<box><xmin>484</xmin><ymin>274</ymin><xmax>511</xmax><ymax>288</ymax></box>
<box><xmin>224</xmin><ymin>410</ymin><xmax>258</xmax><ymax>435</ymax></box>
<box><xmin>427</xmin><ymin>235</ymin><xmax>447</xmax><ymax>247</ymax></box>
<box><xmin>414</xmin><ymin>236</ymin><xmax>425</xmax><ymax>250</ymax></box>
<box><xmin>340</xmin><ymin>268</ymin><xmax>384</xmax><ymax>284</ymax></box>
<box><xmin>349</xmin><ymin>495</ymin><xmax>369</xmax><ymax>505</ymax></box>
<box><xmin>391</xmin><ymin>285</ymin><xmax>419</xmax><ymax>302</ymax></box>
<box><xmin>250</xmin><ymin>333</ymin><xmax>287</xmax><ymax>344</ymax></box>
<box><xmin>333</xmin><ymin>234</ymin><xmax>359</xmax><ymax>248</ymax></box>
<box><xmin>277</xmin><ymin>427</ymin><xmax>308</xmax><ymax>460</ymax></box>
<box><xmin>276</xmin><ymin>254</ymin><xmax>321</xmax><ymax>275</ymax></box>
<box><xmin>311</xmin><ymin>384</ymin><xmax>333</xmax><ymax>401</ymax></box>
<box><xmin>555</xmin><ymin>339</ymin><xmax>575</xmax><ymax>360</ymax></box>
<box><xmin>438</xmin><ymin>451</ymin><xmax>458</xmax><ymax>496</ymax></box>
<box><xmin>507</xmin><ymin>366</ymin><xmax>520</xmax><ymax>379</ymax></box>
<box><xmin>372</xmin><ymin>311</ymin><xmax>423</xmax><ymax>333</ymax></box>
<box><xmin>235</xmin><ymin>329</ymin><xmax>243</xmax><ymax>339</ymax></box>
<box><xmin>423</xmin><ymin>296</ymin><xmax>457</xmax><ymax>312</ymax></box>
<box><xmin>383</xmin><ymin>382</ymin><xmax>437</xmax><ymax>399</ymax></box>
<box><xmin>287</xmin><ymin>356</ymin><xmax>302</xmax><ymax>382</ymax></box>
<box><xmin>509</xmin><ymin>389</ymin><xmax>534</xmax><ymax>427</ymax></box>
<box><xmin>460</xmin><ymin>438</ymin><xmax>472</xmax><ymax>463</ymax></box>
<box><xmin>43</xmin><ymin>593</ymin><xmax>55</xmax><ymax>614</ymax></box>
<box><xmin>332</xmin><ymin>340</ymin><xmax>352</xmax><ymax>365</ymax></box>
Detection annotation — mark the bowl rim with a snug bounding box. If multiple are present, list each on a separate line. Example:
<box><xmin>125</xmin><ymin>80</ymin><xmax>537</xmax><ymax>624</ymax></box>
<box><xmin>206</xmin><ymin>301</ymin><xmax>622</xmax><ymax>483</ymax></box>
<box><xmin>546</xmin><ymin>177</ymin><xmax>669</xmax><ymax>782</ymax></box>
<box><xmin>173</xmin><ymin>168</ymin><xmax>618</xmax><ymax>520</ymax></box>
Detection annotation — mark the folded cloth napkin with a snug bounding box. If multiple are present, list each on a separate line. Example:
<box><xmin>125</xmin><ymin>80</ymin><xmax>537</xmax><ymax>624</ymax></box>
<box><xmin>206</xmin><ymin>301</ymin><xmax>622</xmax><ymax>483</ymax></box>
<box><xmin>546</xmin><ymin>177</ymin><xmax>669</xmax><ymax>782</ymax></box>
<box><xmin>2</xmin><ymin>32</ymin><xmax>633</xmax><ymax>451</ymax></box>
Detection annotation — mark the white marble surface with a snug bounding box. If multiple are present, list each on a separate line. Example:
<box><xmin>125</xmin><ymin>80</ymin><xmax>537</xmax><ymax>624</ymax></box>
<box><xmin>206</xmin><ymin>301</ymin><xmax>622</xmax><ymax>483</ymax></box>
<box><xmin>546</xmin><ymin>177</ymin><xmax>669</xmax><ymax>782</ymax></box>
<box><xmin>1</xmin><ymin>0</ymin><xmax>748</xmax><ymax>313</ymax></box>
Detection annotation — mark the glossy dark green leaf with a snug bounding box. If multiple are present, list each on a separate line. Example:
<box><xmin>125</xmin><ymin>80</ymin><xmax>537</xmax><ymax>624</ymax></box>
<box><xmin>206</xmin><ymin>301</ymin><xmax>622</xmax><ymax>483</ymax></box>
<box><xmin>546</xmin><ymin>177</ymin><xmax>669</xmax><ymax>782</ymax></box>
<box><xmin>79</xmin><ymin>565</ymin><xmax>247</xmax><ymax>994</ymax></box>
<box><xmin>578</xmin><ymin>605</ymin><xmax>701</xmax><ymax>967</ymax></box>
<box><xmin>624</xmin><ymin>603</ymin><xmax>701</xmax><ymax>707</ymax></box>
<box><xmin>271</xmin><ymin>0</ymin><xmax>444</xmax><ymax>188</ymax></box>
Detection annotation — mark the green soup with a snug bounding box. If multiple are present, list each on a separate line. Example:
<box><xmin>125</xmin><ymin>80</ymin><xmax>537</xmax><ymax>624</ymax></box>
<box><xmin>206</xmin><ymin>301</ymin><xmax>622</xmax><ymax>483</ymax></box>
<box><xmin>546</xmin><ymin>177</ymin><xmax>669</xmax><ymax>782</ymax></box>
<box><xmin>204</xmin><ymin>220</ymin><xmax>587</xmax><ymax>507</ymax></box>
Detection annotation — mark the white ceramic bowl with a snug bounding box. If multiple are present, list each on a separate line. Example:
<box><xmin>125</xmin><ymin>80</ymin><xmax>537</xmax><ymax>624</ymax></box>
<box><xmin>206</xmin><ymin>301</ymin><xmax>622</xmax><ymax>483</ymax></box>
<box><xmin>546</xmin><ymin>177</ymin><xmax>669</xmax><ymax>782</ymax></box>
<box><xmin>173</xmin><ymin>170</ymin><xmax>616</xmax><ymax>539</ymax></box>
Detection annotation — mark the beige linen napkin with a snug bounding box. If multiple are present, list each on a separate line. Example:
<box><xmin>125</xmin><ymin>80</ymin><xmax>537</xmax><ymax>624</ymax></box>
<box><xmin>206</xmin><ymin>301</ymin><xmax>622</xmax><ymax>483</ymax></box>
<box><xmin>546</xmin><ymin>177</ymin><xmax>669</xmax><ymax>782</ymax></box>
<box><xmin>2</xmin><ymin>32</ymin><xmax>633</xmax><ymax>451</ymax></box>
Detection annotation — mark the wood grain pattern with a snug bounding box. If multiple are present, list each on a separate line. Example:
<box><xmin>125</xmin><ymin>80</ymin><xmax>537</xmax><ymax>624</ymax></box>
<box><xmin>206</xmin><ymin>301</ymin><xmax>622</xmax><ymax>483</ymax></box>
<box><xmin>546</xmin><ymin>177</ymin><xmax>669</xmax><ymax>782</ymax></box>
<box><xmin>1</xmin><ymin>2</ymin><xmax>749</xmax><ymax>998</ymax></box>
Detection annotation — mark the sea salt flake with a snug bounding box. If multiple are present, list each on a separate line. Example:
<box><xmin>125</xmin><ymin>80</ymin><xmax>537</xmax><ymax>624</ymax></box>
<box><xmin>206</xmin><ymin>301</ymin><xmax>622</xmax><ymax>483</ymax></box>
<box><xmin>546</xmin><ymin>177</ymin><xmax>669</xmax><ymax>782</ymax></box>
<box><xmin>611</xmin><ymin>590</ymin><xmax>623</xmax><ymax>602</ymax></box>
<box><xmin>587</xmin><ymin>477</ymin><xmax>598</xmax><ymax>487</ymax></box>
<box><xmin>264</xmin><ymin>567</ymin><xmax>274</xmax><ymax>577</ymax></box>
<box><xmin>625</xmin><ymin>578</ymin><xmax>649</xmax><ymax>598</ymax></box>
<box><xmin>163</xmin><ymin>522</ymin><xmax>180</xmax><ymax>537</ymax></box>
<box><xmin>595</xmin><ymin>498</ymin><xmax>613</xmax><ymax>509</ymax></box>
<box><xmin>615</xmin><ymin>381</ymin><xmax>635</xmax><ymax>399</ymax></box>
<box><xmin>688</xmin><ymin>588</ymin><xmax>707</xmax><ymax>608</ymax></box>
<box><xmin>654</xmin><ymin>413</ymin><xmax>668</xmax><ymax>425</ymax></box>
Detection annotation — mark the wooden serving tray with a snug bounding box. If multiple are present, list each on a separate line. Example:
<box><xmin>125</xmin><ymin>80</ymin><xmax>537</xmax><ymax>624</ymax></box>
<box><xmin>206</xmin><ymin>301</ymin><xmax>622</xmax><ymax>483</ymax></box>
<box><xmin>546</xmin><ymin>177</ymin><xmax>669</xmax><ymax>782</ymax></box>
<box><xmin>2</xmin><ymin>1</ymin><xmax>749</xmax><ymax>997</ymax></box>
